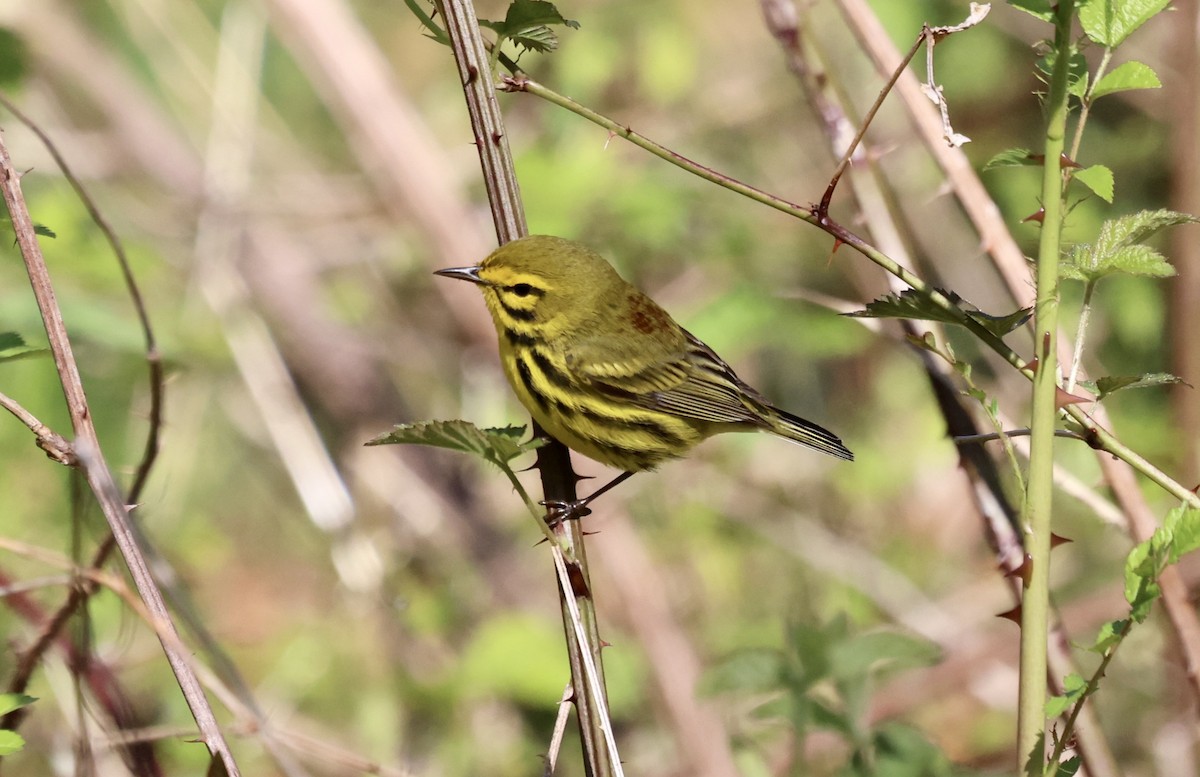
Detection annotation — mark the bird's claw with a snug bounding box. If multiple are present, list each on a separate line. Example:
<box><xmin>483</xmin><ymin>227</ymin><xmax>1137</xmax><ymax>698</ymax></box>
<box><xmin>539</xmin><ymin>498</ymin><xmax>593</xmax><ymax>526</ymax></box>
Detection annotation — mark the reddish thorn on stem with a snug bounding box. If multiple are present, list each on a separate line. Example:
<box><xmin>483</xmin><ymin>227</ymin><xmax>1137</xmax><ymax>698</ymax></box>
<box><xmin>1060</xmin><ymin>153</ymin><xmax>1082</xmax><ymax>169</ymax></box>
<box><xmin>1025</xmin><ymin>356</ymin><xmax>1039</xmax><ymax>373</ymax></box>
<box><xmin>1004</xmin><ymin>554</ymin><xmax>1033</xmax><ymax>587</ymax></box>
<box><xmin>1055</xmin><ymin>387</ymin><xmax>1093</xmax><ymax>409</ymax></box>
<box><xmin>1050</xmin><ymin>533</ymin><xmax>1073</xmax><ymax>549</ymax></box>
<box><xmin>997</xmin><ymin>604</ymin><xmax>1023</xmax><ymax>623</ymax></box>
<box><xmin>1023</xmin><ymin>207</ymin><xmax>1046</xmax><ymax>223</ymax></box>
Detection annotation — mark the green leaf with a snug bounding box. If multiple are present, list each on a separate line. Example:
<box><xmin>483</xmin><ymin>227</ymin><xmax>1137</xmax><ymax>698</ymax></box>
<box><xmin>846</xmin><ymin>290</ymin><xmax>1029</xmax><ymax>337</ymax></box>
<box><xmin>1082</xmin><ymin>372</ymin><xmax>1185</xmax><ymax>400</ymax></box>
<box><xmin>481</xmin><ymin>0</ymin><xmax>579</xmax><ymax>54</ymax></box>
<box><xmin>983</xmin><ymin>147</ymin><xmax>1038</xmax><ymax>170</ymax></box>
<box><xmin>0</xmin><ymin>218</ymin><xmax>56</xmax><ymax>239</ymax></box>
<box><xmin>1092</xmin><ymin>60</ymin><xmax>1162</xmax><ymax>99</ymax></box>
<box><xmin>1045</xmin><ymin>673</ymin><xmax>1087</xmax><ymax>718</ymax></box>
<box><xmin>1087</xmin><ymin>619</ymin><xmax>1128</xmax><ymax>653</ymax></box>
<box><xmin>1125</xmin><ymin>528</ymin><xmax>1171</xmax><ymax>621</ymax></box>
<box><xmin>0</xmin><ymin>332</ymin><xmax>46</xmax><ymax>364</ymax></box>
<box><xmin>846</xmin><ymin>289</ymin><xmax>963</xmax><ymax>327</ymax></box>
<box><xmin>1055</xmin><ymin>756</ymin><xmax>1083</xmax><ymax>777</ymax></box>
<box><xmin>0</xmin><ymin>730</ymin><xmax>25</xmax><ymax>756</ymax></box>
<box><xmin>1164</xmin><ymin>506</ymin><xmax>1200</xmax><ymax>561</ymax></box>
<box><xmin>1074</xmin><ymin>164</ymin><xmax>1114</xmax><ymax>203</ymax></box>
<box><xmin>1008</xmin><ymin>0</ymin><xmax>1054</xmax><ymax>21</ymax></box>
<box><xmin>0</xmin><ymin>694</ymin><xmax>36</xmax><ymax>717</ymax></box>
<box><xmin>1061</xmin><ymin>209</ymin><xmax>1196</xmax><ymax>282</ymax></box>
<box><xmin>402</xmin><ymin>0</ymin><xmax>450</xmax><ymax>46</ymax></box>
<box><xmin>366</xmin><ymin>420</ymin><xmax>545</xmax><ymax>468</ymax></box>
<box><xmin>830</xmin><ymin>630</ymin><xmax>940</xmax><ymax>680</ymax></box>
<box><xmin>1079</xmin><ymin>0</ymin><xmax>1172</xmax><ymax>46</ymax></box>
<box><xmin>966</xmin><ymin>307</ymin><xmax>1033</xmax><ymax>338</ymax></box>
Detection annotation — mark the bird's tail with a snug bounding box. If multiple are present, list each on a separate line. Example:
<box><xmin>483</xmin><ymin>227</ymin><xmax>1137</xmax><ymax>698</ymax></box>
<box><xmin>767</xmin><ymin>406</ymin><xmax>854</xmax><ymax>461</ymax></box>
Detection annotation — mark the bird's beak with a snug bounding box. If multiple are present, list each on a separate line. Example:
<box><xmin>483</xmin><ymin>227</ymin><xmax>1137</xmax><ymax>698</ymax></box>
<box><xmin>433</xmin><ymin>265</ymin><xmax>485</xmax><ymax>285</ymax></box>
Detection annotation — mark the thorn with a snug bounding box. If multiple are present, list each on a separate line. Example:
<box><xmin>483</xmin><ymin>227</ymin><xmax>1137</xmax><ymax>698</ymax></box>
<box><xmin>574</xmin><ymin>472</ymin><xmax>594</xmax><ymax>484</ymax></box>
<box><xmin>516</xmin><ymin>461</ymin><xmax>539</xmax><ymax>473</ymax></box>
<box><xmin>1004</xmin><ymin>554</ymin><xmax>1033</xmax><ymax>587</ymax></box>
<box><xmin>599</xmin><ymin>639</ymin><xmax>612</xmax><ymax>649</ymax></box>
<box><xmin>581</xmin><ymin>529</ymin><xmax>601</xmax><ymax>536</ymax></box>
<box><xmin>1024</xmin><ymin>356</ymin><xmax>1039</xmax><ymax>373</ymax></box>
<box><xmin>1060</xmin><ymin>153</ymin><xmax>1082</xmax><ymax>169</ymax></box>
<box><xmin>997</xmin><ymin>604</ymin><xmax>1022</xmax><ymax>623</ymax></box>
<box><xmin>604</xmin><ymin>130</ymin><xmax>616</xmax><ymax>150</ymax></box>
<box><xmin>1050</xmin><ymin>533</ymin><xmax>1073</xmax><ymax>548</ymax></box>
<box><xmin>1023</xmin><ymin>207</ymin><xmax>1045</xmax><ymax>223</ymax></box>
<box><xmin>1055</xmin><ymin>386</ymin><xmax>1093</xmax><ymax>409</ymax></box>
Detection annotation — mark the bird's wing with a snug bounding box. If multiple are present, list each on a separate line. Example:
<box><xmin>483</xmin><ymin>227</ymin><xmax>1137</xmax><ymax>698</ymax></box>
<box><xmin>568</xmin><ymin>329</ymin><xmax>764</xmax><ymax>426</ymax></box>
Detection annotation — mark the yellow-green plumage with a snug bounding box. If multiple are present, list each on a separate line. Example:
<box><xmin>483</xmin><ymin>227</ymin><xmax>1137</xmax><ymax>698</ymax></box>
<box><xmin>436</xmin><ymin>235</ymin><xmax>852</xmax><ymax>472</ymax></box>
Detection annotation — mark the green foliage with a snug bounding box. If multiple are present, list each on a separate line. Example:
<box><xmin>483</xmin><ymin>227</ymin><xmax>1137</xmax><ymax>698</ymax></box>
<box><xmin>0</xmin><ymin>332</ymin><xmax>45</xmax><ymax>363</ymax></box>
<box><xmin>1078</xmin><ymin>0</ymin><xmax>1172</xmax><ymax>47</ymax></box>
<box><xmin>1090</xmin><ymin>60</ymin><xmax>1161</xmax><ymax>99</ymax></box>
<box><xmin>1044</xmin><ymin>673</ymin><xmax>1086</xmax><ymax>718</ymax></box>
<box><xmin>0</xmin><ymin>218</ymin><xmax>57</xmax><ymax>239</ymax></box>
<box><xmin>479</xmin><ymin>0</ymin><xmax>579</xmax><ymax>55</ymax></box>
<box><xmin>704</xmin><ymin>618</ymin><xmax>944</xmax><ymax>774</ymax></box>
<box><xmin>983</xmin><ymin>147</ymin><xmax>1038</xmax><ymax>170</ymax></box>
<box><xmin>1060</xmin><ymin>210</ymin><xmax>1195</xmax><ymax>283</ymax></box>
<box><xmin>846</xmin><ymin>289</ymin><xmax>1030</xmax><ymax>338</ymax></box>
<box><xmin>1073</xmin><ymin>165</ymin><xmax>1113</xmax><ymax>203</ymax></box>
<box><xmin>1008</xmin><ymin>0</ymin><xmax>1054</xmax><ymax>22</ymax></box>
<box><xmin>0</xmin><ymin>694</ymin><xmax>35</xmax><ymax>755</ymax></box>
<box><xmin>1123</xmin><ymin>506</ymin><xmax>1200</xmax><ymax>622</ymax></box>
<box><xmin>366</xmin><ymin>420</ymin><xmax>544</xmax><ymax>470</ymax></box>
<box><xmin>1079</xmin><ymin>372</ymin><xmax>1184</xmax><ymax>401</ymax></box>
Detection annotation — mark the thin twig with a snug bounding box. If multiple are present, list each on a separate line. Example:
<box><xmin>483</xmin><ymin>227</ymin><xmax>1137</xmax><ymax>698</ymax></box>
<box><xmin>0</xmin><ymin>92</ymin><xmax>165</xmax><ymax>505</ymax></box>
<box><xmin>0</xmin><ymin>129</ymin><xmax>241</xmax><ymax>776</ymax></box>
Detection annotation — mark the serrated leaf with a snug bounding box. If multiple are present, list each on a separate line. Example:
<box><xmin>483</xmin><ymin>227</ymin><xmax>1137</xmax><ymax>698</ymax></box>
<box><xmin>1055</xmin><ymin>756</ymin><xmax>1083</xmax><ymax>777</ymax></box>
<box><xmin>1083</xmin><ymin>372</ymin><xmax>1184</xmax><ymax>400</ymax></box>
<box><xmin>1080</xmin><ymin>0</ymin><xmax>1172</xmax><ymax>47</ymax></box>
<box><xmin>481</xmin><ymin>0</ymin><xmax>579</xmax><ymax>53</ymax></box>
<box><xmin>1092</xmin><ymin>60</ymin><xmax>1162</xmax><ymax>99</ymax></box>
<box><xmin>846</xmin><ymin>289</ymin><xmax>1028</xmax><ymax>337</ymax></box>
<box><xmin>846</xmin><ymin>289</ymin><xmax>963</xmax><ymax>327</ymax></box>
<box><xmin>1045</xmin><ymin>673</ymin><xmax>1087</xmax><ymax>718</ymax></box>
<box><xmin>983</xmin><ymin>147</ymin><xmax>1038</xmax><ymax>170</ymax></box>
<box><xmin>1061</xmin><ymin>209</ymin><xmax>1196</xmax><ymax>282</ymax></box>
<box><xmin>1125</xmin><ymin>528</ymin><xmax>1171</xmax><ymax>621</ymax></box>
<box><xmin>1008</xmin><ymin>0</ymin><xmax>1054</xmax><ymax>21</ymax></box>
<box><xmin>1074</xmin><ymin>164</ymin><xmax>1114</xmax><ymax>203</ymax></box>
<box><xmin>1087</xmin><ymin>619</ymin><xmax>1128</xmax><ymax>653</ymax></box>
<box><xmin>0</xmin><ymin>332</ymin><xmax>46</xmax><ymax>363</ymax></box>
<box><xmin>966</xmin><ymin>306</ymin><xmax>1033</xmax><ymax>337</ymax></box>
<box><xmin>1165</xmin><ymin>506</ymin><xmax>1200</xmax><ymax>562</ymax></box>
<box><xmin>366</xmin><ymin>420</ymin><xmax>544</xmax><ymax>468</ymax></box>
<box><xmin>0</xmin><ymin>218</ymin><xmax>56</xmax><ymax>239</ymax></box>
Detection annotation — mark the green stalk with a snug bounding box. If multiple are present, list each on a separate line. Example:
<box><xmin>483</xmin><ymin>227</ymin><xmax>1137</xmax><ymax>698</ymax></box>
<box><xmin>1017</xmin><ymin>2</ymin><xmax>1074</xmax><ymax>771</ymax></box>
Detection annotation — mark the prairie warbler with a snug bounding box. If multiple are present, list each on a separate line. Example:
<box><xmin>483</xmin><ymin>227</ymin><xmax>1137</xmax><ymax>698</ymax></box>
<box><xmin>436</xmin><ymin>235</ymin><xmax>851</xmax><ymax>509</ymax></box>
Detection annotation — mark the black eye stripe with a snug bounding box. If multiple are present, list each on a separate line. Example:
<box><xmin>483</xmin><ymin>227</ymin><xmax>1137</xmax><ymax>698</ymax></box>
<box><xmin>502</xmin><ymin>282</ymin><xmax>545</xmax><ymax>299</ymax></box>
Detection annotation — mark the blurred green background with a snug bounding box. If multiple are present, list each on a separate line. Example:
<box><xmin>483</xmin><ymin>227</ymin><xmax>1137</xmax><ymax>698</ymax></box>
<box><xmin>0</xmin><ymin>0</ymin><xmax>1196</xmax><ymax>775</ymax></box>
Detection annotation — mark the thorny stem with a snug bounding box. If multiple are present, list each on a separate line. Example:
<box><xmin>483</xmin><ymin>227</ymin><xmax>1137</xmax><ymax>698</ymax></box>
<box><xmin>1018</xmin><ymin>2</ymin><xmax>1074</xmax><ymax>770</ymax></box>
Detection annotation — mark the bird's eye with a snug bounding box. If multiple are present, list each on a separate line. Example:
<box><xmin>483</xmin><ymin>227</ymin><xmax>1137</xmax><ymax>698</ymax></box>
<box><xmin>511</xmin><ymin>283</ymin><xmax>535</xmax><ymax>297</ymax></box>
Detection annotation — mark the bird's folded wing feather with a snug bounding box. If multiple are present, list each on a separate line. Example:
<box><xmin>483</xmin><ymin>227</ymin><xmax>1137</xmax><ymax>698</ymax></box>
<box><xmin>566</xmin><ymin>330</ymin><xmax>763</xmax><ymax>426</ymax></box>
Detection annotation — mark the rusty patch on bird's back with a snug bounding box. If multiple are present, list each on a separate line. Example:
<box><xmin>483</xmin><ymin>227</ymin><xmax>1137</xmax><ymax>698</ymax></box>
<box><xmin>628</xmin><ymin>293</ymin><xmax>672</xmax><ymax>334</ymax></box>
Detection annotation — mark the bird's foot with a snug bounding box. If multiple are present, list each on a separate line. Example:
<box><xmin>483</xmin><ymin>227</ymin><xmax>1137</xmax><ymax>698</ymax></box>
<box><xmin>539</xmin><ymin>499</ymin><xmax>593</xmax><ymax>527</ymax></box>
